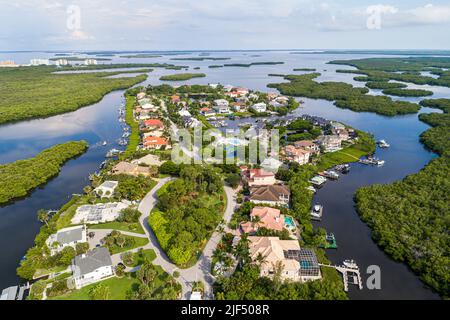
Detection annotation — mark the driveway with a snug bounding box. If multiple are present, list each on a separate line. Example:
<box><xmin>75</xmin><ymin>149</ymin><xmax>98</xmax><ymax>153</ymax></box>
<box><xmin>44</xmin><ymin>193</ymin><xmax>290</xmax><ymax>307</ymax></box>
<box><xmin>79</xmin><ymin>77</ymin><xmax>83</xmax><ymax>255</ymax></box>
<box><xmin>132</xmin><ymin>178</ymin><xmax>237</xmax><ymax>300</ymax></box>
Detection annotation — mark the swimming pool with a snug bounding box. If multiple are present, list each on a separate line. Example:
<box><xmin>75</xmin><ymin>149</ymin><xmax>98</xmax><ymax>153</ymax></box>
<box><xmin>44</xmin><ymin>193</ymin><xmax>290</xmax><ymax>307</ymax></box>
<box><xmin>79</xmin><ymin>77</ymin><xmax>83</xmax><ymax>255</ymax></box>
<box><xmin>285</xmin><ymin>216</ymin><xmax>295</xmax><ymax>228</ymax></box>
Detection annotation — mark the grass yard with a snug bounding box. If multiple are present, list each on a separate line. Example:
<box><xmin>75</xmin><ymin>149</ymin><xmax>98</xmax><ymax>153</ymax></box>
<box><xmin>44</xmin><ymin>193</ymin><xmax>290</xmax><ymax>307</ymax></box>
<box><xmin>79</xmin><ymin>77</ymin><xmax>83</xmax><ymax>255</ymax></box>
<box><xmin>128</xmin><ymin>249</ymin><xmax>157</xmax><ymax>267</ymax></box>
<box><xmin>51</xmin><ymin>265</ymin><xmax>172</xmax><ymax>300</ymax></box>
<box><xmin>89</xmin><ymin>221</ymin><xmax>145</xmax><ymax>234</ymax></box>
<box><xmin>107</xmin><ymin>235</ymin><xmax>149</xmax><ymax>255</ymax></box>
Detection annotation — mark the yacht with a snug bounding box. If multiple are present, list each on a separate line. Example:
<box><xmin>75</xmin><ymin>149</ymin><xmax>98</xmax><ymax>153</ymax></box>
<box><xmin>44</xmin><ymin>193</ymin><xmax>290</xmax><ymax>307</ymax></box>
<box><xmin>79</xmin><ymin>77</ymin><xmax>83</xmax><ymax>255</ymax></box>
<box><xmin>323</xmin><ymin>170</ymin><xmax>339</xmax><ymax>180</ymax></box>
<box><xmin>343</xmin><ymin>260</ymin><xmax>359</xmax><ymax>270</ymax></box>
<box><xmin>377</xmin><ymin>139</ymin><xmax>390</xmax><ymax>148</ymax></box>
<box><xmin>310</xmin><ymin>204</ymin><xmax>323</xmax><ymax>221</ymax></box>
<box><xmin>102</xmin><ymin>141</ymin><xmax>107</xmax><ymax>146</ymax></box>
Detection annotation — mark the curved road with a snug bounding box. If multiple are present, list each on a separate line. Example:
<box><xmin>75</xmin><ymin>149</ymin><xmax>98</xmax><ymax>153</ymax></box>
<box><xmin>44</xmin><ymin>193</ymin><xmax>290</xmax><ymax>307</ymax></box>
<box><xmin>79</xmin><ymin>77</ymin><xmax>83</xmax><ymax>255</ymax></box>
<box><xmin>135</xmin><ymin>177</ymin><xmax>237</xmax><ymax>300</ymax></box>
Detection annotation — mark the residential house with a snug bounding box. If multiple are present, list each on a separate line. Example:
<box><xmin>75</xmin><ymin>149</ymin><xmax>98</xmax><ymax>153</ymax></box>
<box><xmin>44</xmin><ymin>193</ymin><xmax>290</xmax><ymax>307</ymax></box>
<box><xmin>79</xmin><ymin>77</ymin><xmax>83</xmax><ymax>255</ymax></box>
<box><xmin>232</xmin><ymin>101</ymin><xmax>246</xmax><ymax>112</ymax></box>
<box><xmin>111</xmin><ymin>161</ymin><xmax>151</xmax><ymax>177</ymax></box>
<box><xmin>251</xmin><ymin>102</ymin><xmax>267</xmax><ymax>113</ymax></box>
<box><xmin>337</xmin><ymin>129</ymin><xmax>350</xmax><ymax>141</ymax></box>
<box><xmin>136</xmin><ymin>92</ymin><xmax>146</xmax><ymax>100</ymax></box>
<box><xmin>200</xmin><ymin>107</ymin><xmax>216</xmax><ymax>117</ymax></box>
<box><xmin>294</xmin><ymin>140</ymin><xmax>320</xmax><ymax>154</ymax></box>
<box><xmin>143</xmin><ymin>130</ymin><xmax>164</xmax><ymax>138</ymax></box>
<box><xmin>182</xmin><ymin>116</ymin><xmax>201</xmax><ymax>128</ymax></box>
<box><xmin>261</xmin><ymin>157</ymin><xmax>283</xmax><ymax>173</ymax></box>
<box><xmin>170</xmin><ymin>95</ymin><xmax>181</xmax><ymax>104</ymax></box>
<box><xmin>94</xmin><ymin>181</ymin><xmax>118</xmax><ymax>198</ymax></box>
<box><xmin>267</xmin><ymin>93</ymin><xmax>279</xmax><ymax>100</ymax></box>
<box><xmin>317</xmin><ymin>135</ymin><xmax>342</xmax><ymax>152</ymax></box>
<box><xmin>232</xmin><ymin>87</ymin><xmax>249</xmax><ymax>96</ymax></box>
<box><xmin>143</xmin><ymin>119</ymin><xmax>164</xmax><ymax>131</ymax></box>
<box><xmin>71</xmin><ymin>202</ymin><xmax>130</xmax><ymax>225</ymax></box>
<box><xmin>330</xmin><ymin>121</ymin><xmax>346</xmax><ymax>133</ymax></box>
<box><xmin>213</xmin><ymin>99</ymin><xmax>230</xmax><ymax>114</ymax></box>
<box><xmin>72</xmin><ymin>247</ymin><xmax>114</xmax><ymax>289</ymax></box>
<box><xmin>283</xmin><ymin>145</ymin><xmax>311</xmax><ymax>165</ymax></box>
<box><xmin>46</xmin><ymin>225</ymin><xmax>87</xmax><ymax>255</ymax></box>
<box><xmin>249</xmin><ymin>185</ymin><xmax>290</xmax><ymax>207</ymax></box>
<box><xmin>241</xmin><ymin>168</ymin><xmax>276</xmax><ymax>187</ymax></box>
<box><xmin>178</xmin><ymin>109</ymin><xmax>192</xmax><ymax>117</ymax></box>
<box><xmin>143</xmin><ymin>136</ymin><xmax>169</xmax><ymax>150</ymax></box>
<box><xmin>240</xmin><ymin>207</ymin><xmax>285</xmax><ymax>234</ymax></box>
<box><xmin>248</xmin><ymin>237</ymin><xmax>321</xmax><ymax>282</ymax></box>
<box><xmin>138</xmin><ymin>98</ymin><xmax>152</xmax><ymax>106</ymax></box>
<box><xmin>141</xmin><ymin>103</ymin><xmax>159</xmax><ymax>112</ymax></box>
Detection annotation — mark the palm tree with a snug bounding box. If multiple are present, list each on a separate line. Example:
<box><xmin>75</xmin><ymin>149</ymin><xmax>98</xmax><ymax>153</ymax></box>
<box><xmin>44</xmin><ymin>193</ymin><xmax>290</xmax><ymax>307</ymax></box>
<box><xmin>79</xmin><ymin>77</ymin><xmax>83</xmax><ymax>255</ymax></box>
<box><xmin>254</xmin><ymin>252</ymin><xmax>267</xmax><ymax>267</ymax></box>
<box><xmin>37</xmin><ymin>209</ymin><xmax>50</xmax><ymax>227</ymax></box>
<box><xmin>250</xmin><ymin>215</ymin><xmax>262</xmax><ymax>232</ymax></box>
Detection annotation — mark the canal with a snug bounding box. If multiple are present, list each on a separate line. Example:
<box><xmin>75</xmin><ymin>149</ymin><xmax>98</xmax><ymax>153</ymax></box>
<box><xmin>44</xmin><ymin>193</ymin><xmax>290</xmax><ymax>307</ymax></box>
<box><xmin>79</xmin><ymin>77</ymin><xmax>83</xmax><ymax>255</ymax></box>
<box><xmin>0</xmin><ymin>51</ymin><xmax>445</xmax><ymax>299</ymax></box>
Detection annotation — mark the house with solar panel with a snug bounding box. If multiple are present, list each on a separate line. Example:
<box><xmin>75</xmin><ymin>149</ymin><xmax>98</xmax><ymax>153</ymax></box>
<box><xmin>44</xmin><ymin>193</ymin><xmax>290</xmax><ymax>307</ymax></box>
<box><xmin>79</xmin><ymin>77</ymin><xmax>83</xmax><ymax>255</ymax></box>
<box><xmin>45</xmin><ymin>225</ymin><xmax>87</xmax><ymax>255</ymax></box>
<box><xmin>248</xmin><ymin>236</ymin><xmax>322</xmax><ymax>282</ymax></box>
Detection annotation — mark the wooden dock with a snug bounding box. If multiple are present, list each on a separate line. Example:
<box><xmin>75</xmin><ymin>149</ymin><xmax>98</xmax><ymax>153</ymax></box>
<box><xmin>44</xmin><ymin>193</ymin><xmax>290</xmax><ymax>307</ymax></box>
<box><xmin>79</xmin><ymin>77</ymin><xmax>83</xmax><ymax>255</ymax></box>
<box><xmin>319</xmin><ymin>263</ymin><xmax>363</xmax><ymax>292</ymax></box>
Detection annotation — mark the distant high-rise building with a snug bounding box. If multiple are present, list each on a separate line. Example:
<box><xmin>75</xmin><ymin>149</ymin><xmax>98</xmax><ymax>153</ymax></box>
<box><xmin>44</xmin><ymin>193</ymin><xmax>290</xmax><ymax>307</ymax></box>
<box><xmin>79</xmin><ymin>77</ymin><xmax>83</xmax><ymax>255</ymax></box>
<box><xmin>55</xmin><ymin>59</ymin><xmax>69</xmax><ymax>66</ymax></box>
<box><xmin>84</xmin><ymin>59</ymin><xmax>98</xmax><ymax>65</ymax></box>
<box><xmin>0</xmin><ymin>60</ymin><xmax>19</xmax><ymax>67</ymax></box>
<box><xmin>30</xmin><ymin>59</ymin><xmax>50</xmax><ymax>66</ymax></box>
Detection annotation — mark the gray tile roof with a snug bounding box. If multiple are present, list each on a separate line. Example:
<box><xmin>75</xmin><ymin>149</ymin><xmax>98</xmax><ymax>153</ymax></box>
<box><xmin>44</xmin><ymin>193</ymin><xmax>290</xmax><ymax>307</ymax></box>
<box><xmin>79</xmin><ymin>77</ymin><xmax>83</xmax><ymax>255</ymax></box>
<box><xmin>73</xmin><ymin>247</ymin><xmax>112</xmax><ymax>277</ymax></box>
<box><xmin>57</xmin><ymin>226</ymin><xmax>84</xmax><ymax>245</ymax></box>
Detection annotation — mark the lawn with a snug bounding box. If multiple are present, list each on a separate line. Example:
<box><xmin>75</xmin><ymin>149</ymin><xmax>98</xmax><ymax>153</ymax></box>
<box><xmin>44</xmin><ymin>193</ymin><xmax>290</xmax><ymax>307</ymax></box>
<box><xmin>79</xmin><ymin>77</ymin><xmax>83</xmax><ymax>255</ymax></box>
<box><xmin>128</xmin><ymin>249</ymin><xmax>157</xmax><ymax>267</ymax></box>
<box><xmin>107</xmin><ymin>235</ymin><xmax>149</xmax><ymax>255</ymax></box>
<box><xmin>122</xmin><ymin>94</ymin><xmax>140</xmax><ymax>158</ymax></box>
<box><xmin>51</xmin><ymin>265</ymin><xmax>171</xmax><ymax>300</ymax></box>
<box><xmin>317</xmin><ymin>145</ymin><xmax>367</xmax><ymax>171</ymax></box>
<box><xmin>89</xmin><ymin>221</ymin><xmax>145</xmax><ymax>234</ymax></box>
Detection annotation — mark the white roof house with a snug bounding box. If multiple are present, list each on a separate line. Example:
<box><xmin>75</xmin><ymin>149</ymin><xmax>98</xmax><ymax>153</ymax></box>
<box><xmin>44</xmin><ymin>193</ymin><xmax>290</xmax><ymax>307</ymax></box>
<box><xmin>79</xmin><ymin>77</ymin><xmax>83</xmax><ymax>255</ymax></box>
<box><xmin>72</xmin><ymin>247</ymin><xmax>114</xmax><ymax>289</ymax></box>
<box><xmin>71</xmin><ymin>202</ymin><xmax>130</xmax><ymax>225</ymax></box>
<box><xmin>213</xmin><ymin>99</ymin><xmax>230</xmax><ymax>114</ymax></box>
<box><xmin>251</xmin><ymin>102</ymin><xmax>267</xmax><ymax>113</ymax></box>
<box><xmin>178</xmin><ymin>109</ymin><xmax>192</xmax><ymax>117</ymax></box>
<box><xmin>94</xmin><ymin>181</ymin><xmax>119</xmax><ymax>198</ymax></box>
<box><xmin>46</xmin><ymin>225</ymin><xmax>87</xmax><ymax>255</ymax></box>
<box><xmin>214</xmin><ymin>99</ymin><xmax>229</xmax><ymax>107</ymax></box>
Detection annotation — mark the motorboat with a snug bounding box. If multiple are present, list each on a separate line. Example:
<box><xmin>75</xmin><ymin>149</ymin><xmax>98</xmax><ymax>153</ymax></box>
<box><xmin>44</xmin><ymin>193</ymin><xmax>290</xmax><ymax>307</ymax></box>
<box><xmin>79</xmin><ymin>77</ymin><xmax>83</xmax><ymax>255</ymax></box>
<box><xmin>310</xmin><ymin>204</ymin><xmax>323</xmax><ymax>221</ymax></box>
<box><xmin>323</xmin><ymin>170</ymin><xmax>339</xmax><ymax>180</ymax></box>
<box><xmin>377</xmin><ymin>139</ymin><xmax>390</xmax><ymax>148</ymax></box>
<box><xmin>343</xmin><ymin>259</ymin><xmax>359</xmax><ymax>270</ymax></box>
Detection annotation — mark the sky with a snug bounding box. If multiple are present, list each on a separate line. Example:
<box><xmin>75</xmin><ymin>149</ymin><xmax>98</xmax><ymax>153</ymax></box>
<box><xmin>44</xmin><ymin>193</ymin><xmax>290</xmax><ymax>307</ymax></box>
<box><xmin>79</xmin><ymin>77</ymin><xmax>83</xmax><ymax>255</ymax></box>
<box><xmin>1</xmin><ymin>0</ymin><xmax>450</xmax><ymax>51</ymax></box>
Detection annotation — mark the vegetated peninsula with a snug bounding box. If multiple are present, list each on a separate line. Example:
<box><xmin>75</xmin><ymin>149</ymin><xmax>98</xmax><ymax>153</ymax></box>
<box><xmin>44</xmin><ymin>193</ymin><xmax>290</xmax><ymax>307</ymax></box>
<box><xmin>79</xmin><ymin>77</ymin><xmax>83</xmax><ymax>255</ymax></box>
<box><xmin>381</xmin><ymin>88</ymin><xmax>434</xmax><ymax>97</ymax></box>
<box><xmin>0</xmin><ymin>141</ymin><xmax>88</xmax><ymax>205</ymax></box>
<box><xmin>267</xmin><ymin>73</ymin><xmax>420</xmax><ymax>116</ymax></box>
<box><xmin>50</xmin><ymin>57</ymin><xmax>111</xmax><ymax>61</ymax></box>
<box><xmin>159</xmin><ymin>73</ymin><xmax>206</xmax><ymax>81</ymax></box>
<box><xmin>58</xmin><ymin>63</ymin><xmax>186</xmax><ymax>71</ymax></box>
<box><xmin>119</xmin><ymin>54</ymin><xmax>163</xmax><ymax>58</ymax></box>
<box><xmin>170</xmin><ymin>57</ymin><xmax>231</xmax><ymax>61</ymax></box>
<box><xmin>294</xmin><ymin>68</ymin><xmax>317</xmax><ymax>71</ymax></box>
<box><xmin>224</xmin><ymin>61</ymin><xmax>285</xmax><ymax>67</ymax></box>
<box><xmin>330</xmin><ymin>57</ymin><xmax>450</xmax><ymax>88</ymax></box>
<box><xmin>0</xmin><ymin>67</ymin><xmax>148</xmax><ymax>124</ymax></box>
<box><xmin>355</xmin><ymin>98</ymin><xmax>450</xmax><ymax>298</ymax></box>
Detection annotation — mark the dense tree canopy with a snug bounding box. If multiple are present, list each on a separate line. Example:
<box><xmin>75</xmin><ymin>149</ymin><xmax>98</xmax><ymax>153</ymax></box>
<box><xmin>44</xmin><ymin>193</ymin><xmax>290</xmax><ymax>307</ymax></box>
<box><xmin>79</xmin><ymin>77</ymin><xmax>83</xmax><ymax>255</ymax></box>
<box><xmin>355</xmin><ymin>98</ymin><xmax>450</xmax><ymax>298</ymax></box>
<box><xmin>0</xmin><ymin>141</ymin><xmax>88</xmax><ymax>205</ymax></box>
<box><xmin>0</xmin><ymin>67</ymin><xmax>147</xmax><ymax>124</ymax></box>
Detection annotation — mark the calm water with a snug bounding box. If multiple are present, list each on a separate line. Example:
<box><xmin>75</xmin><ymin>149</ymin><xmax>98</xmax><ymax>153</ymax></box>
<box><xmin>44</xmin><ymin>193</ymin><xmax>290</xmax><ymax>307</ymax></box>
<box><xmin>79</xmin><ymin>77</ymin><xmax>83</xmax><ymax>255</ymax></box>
<box><xmin>0</xmin><ymin>51</ymin><xmax>446</xmax><ymax>299</ymax></box>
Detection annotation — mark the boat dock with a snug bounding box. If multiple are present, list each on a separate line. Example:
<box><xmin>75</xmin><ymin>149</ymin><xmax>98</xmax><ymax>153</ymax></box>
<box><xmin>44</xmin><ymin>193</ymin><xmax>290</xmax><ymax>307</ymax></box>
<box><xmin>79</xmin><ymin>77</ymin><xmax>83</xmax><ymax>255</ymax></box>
<box><xmin>319</xmin><ymin>261</ymin><xmax>363</xmax><ymax>292</ymax></box>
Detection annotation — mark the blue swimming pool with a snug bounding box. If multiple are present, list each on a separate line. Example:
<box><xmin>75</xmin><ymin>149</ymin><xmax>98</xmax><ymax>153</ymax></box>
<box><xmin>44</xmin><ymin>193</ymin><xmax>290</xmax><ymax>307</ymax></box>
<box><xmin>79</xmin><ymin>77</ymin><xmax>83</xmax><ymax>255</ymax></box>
<box><xmin>285</xmin><ymin>216</ymin><xmax>295</xmax><ymax>228</ymax></box>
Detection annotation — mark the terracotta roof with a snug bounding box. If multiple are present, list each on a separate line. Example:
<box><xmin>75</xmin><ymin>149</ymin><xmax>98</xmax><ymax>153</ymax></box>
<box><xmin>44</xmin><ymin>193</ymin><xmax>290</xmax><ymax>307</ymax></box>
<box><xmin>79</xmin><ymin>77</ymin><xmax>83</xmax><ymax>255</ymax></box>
<box><xmin>294</xmin><ymin>140</ymin><xmax>316</xmax><ymax>148</ymax></box>
<box><xmin>144</xmin><ymin>119</ymin><xmax>164</xmax><ymax>128</ymax></box>
<box><xmin>144</xmin><ymin>136</ymin><xmax>168</xmax><ymax>146</ymax></box>
<box><xmin>240</xmin><ymin>207</ymin><xmax>284</xmax><ymax>233</ymax></box>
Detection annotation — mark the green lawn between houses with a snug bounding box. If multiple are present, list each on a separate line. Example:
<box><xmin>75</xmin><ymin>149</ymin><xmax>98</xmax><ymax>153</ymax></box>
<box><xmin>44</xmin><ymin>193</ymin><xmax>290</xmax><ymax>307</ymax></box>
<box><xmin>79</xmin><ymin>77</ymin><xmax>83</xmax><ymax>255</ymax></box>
<box><xmin>50</xmin><ymin>265</ymin><xmax>167</xmax><ymax>300</ymax></box>
<box><xmin>89</xmin><ymin>221</ymin><xmax>145</xmax><ymax>234</ymax></box>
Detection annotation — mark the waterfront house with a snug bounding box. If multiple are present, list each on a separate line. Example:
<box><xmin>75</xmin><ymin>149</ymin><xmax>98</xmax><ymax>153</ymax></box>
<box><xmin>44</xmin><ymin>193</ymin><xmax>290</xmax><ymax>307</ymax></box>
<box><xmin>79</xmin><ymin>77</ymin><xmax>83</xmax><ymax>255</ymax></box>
<box><xmin>72</xmin><ymin>247</ymin><xmax>114</xmax><ymax>289</ymax></box>
<box><xmin>240</xmin><ymin>207</ymin><xmax>285</xmax><ymax>234</ymax></box>
<box><xmin>200</xmin><ymin>107</ymin><xmax>216</xmax><ymax>117</ymax></box>
<box><xmin>213</xmin><ymin>99</ymin><xmax>230</xmax><ymax>114</ymax></box>
<box><xmin>72</xmin><ymin>202</ymin><xmax>130</xmax><ymax>225</ymax></box>
<box><xmin>317</xmin><ymin>135</ymin><xmax>342</xmax><ymax>152</ymax></box>
<box><xmin>111</xmin><ymin>161</ymin><xmax>151</xmax><ymax>177</ymax></box>
<box><xmin>94</xmin><ymin>181</ymin><xmax>119</xmax><ymax>198</ymax></box>
<box><xmin>46</xmin><ymin>225</ymin><xmax>87</xmax><ymax>255</ymax></box>
<box><xmin>170</xmin><ymin>95</ymin><xmax>181</xmax><ymax>104</ymax></box>
<box><xmin>249</xmin><ymin>185</ymin><xmax>290</xmax><ymax>207</ymax></box>
<box><xmin>143</xmin><ymin>119</ymin><xmax>164</xmax><ymax>131</ymax></box>
<box><xmin>330</xmin><ymin>121</ymin><xmax>346</xmax><ymax>133</ymax></box>
<box><xmin>143</xmin><ymin>136</ymin><xmax>168</xmax><ymax>150</ymax></box>
<box><xmin>232</xmin><ymin>87</ymin><xmax>249</xmax><ymax>96</ymax></box>
<box><xmin>293</xmin><ymin>140</ymin><xmax>320</xmax><ymax>154</ymax></box>
<box><xmin>251</xmin><ymin>102</ymin><xmax>267</xmax><ymax>113</ymax></box>
<box><xmin>241</xmin><ymin>168</ymin><xmax>276</xmax><ymax>187</ymax></box>
<box><xmin>248</xmin><ymin>237</ymin><xmax>322</xmax><ymax>282</ymax></box>
<box><xmin>283</xmin><ymin>145</ymin><xmax>311</xmax><ymax>165</ymax></box>
<box><xmin>141</xmin><ymin>103</ymin><xmax>159</xmax><ymax>112</ymax></box>
<box><xmin>232</xmin><ymin>101</ymin><xmax>246</xmax><ymax>112</ymax></box>
<box><xmin>136</xmin><ymin>92</ymin><xmax>146</xmax><ymax>100</ymax></box>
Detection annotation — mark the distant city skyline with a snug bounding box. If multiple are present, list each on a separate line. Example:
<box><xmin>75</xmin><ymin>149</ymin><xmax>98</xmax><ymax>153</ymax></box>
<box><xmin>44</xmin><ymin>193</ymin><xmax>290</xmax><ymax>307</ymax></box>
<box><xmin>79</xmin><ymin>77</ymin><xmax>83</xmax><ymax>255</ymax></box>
<box><xmin>1</xmin><ymin>0</ymin><xmax>450</xmax><ymax>50</ymax></box>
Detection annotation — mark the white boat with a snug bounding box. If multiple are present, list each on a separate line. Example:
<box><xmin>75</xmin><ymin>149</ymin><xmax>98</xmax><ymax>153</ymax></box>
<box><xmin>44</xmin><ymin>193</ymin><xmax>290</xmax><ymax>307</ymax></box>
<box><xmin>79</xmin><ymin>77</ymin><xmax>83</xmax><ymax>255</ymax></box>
<box><xmin>310</xmin><ymin>204</ymin><xmax>323</xmax><ymax>221</ymax></box>
<box><xmin>323</xmin><ymin>170</ymin><xmax>339</xmax><ymax>180</ymax></box>
<box><xmin>376</xmin><ymin>160</ymin><xmax>385</xmax><ymax>166</ymax></box>
<box><xmin>102</xmin><ymin>141</ymin><xmax>107</xmax><ymax>146</ymax></box>
<box><xmin>343</xmin><ymin>259</ymin><xmax>359</xmax><ymax>270</ymax></box>
<box><xmin>306</xmin><ymin>186</ymin><xmax>317</xmax><ymax>193</ymax></box>
<box><xmin>106</xmin><ymin>148</ymin><xmax>122</xmax><ymax>158</ymax></box>
<box><xmin>377</xmin><ymin>139</ymin><xmax>390</xmax><ymax>148</ymax></box>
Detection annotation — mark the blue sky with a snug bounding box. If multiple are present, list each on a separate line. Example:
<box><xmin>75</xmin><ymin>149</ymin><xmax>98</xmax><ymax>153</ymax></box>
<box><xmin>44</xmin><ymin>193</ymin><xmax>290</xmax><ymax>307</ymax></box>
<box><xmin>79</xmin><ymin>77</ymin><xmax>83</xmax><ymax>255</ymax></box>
<box><xmin>1</xmin><ymin>0</ymin><xmax>450</xmax><ymax>50</ymax></box>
